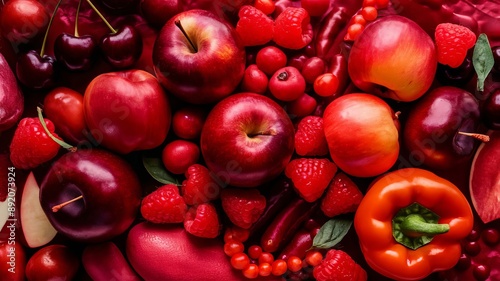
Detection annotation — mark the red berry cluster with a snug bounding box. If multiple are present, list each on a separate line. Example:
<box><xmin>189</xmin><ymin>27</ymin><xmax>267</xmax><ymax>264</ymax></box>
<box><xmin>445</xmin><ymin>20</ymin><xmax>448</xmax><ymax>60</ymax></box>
<box><xmin>344</xmin><ymin>0</ymin><xmax>390</xmax><ymax>41</ymax></box>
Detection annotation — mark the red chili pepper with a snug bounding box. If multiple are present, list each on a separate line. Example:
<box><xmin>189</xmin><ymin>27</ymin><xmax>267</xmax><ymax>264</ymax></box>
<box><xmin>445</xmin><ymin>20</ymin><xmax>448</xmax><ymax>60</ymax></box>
<box><xmin>260</xmin><ymin>197</ymin><xmax>319</xmax><ymax>253</ymax></box>
<box><xmin>327</xmin><ymin>53</ymin><xmax>349</xmax><ymax>96</ymax></box>
<box><xmin>315</xmin><ymin>7</ymin><xmax>350</xmax><ymax>59</ymax></box>
<box><xmin>278</xmin><ymin>228</ymin><xmax>313</xmax><ymax>261</ymax></box>
<box><xmin>248</xmin><ymin>178</ymin><xmax>295</xmax><ymax>237</ymax></box>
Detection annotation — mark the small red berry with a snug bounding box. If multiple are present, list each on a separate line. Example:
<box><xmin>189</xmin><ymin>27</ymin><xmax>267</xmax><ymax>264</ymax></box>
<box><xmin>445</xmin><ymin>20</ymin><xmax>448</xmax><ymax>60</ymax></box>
<box><xmin>236</xmin><ymin>5</ymin><xmax>274</xmax><ymax>46</ymax></box>
<box><xmin>240</xmin><ymin>64</ymin><xmax>268</xmax><ymax>94</ymax></box>
<box><xmin>305</xmin><ymin>250</ymin><xmax>323</xmax><ymax>267</ymax></box>
<box><xmin>184</xmin><ymin>202</ymin><xmax>221</xmax><ymax>238</ymax></box>
<box><xmin>301</xmin><ymin>56</ymin><xmax>326</xmax><ymax>84</ymax></box>
<box><xmin>172</xmin><ymin>106</ymin><xmax>206</xmax><ymax>140</ymax></box>
<box><xmin>162</xmin><ymin>139</ymin><xmax>200</xmax><ymax>175</ymax></box>
<box><xmin>248</xmin><ymin>245</ymin><xmax>263</xmax><ymax>260</ymax></box>
<box><xmin>269</xmin><ymin>66</ymin><xmax>306</xmax><ymax>101</ymax></box>
<box><xmin>313</xmin><ymin>249</ymin><xmax>367</xmax><ymax>281</ymax></box>
<box><xmin>256</xmin><ymin>46</ymin><xmax>288</xmax><ymax>76</ymax></box>
<box><xmin>287</xmin><ymin>256</ymin><xmax>303</xmax><ymax>272</ymax></box>
<box><xmin>435</xmin><ymin>23</ymin><xmax>476</xmax><ymax>68</ymax></box>
<box><xmin>221</xmin><ymin>188</ymin><xmax>266</xmax><ymax>229</ymax></box>
<box><xmin>231</xmin><ymin>252</ymin><xmax>250</xmax><ymax>270</ymax></box>
<box><xmin>294</xmin><ymin>116</ymin><xmax>329</xmax><ymax>157</ymax></box>
<box><xmin>259</xmin><ymin>262</ymin><xmax>272</xmax><ymax>276</ymax></box>
<box><xmin>287</xmin><ymin>93</ymin><xmax>317</xmax><ymax>118</ymax></box>
<box><xmin>140</xmin><ymin>184</ymin><xmax>187</xmax><ymax>224</ymax></box>
<box><xmin>320</xmin><ymin>172</ymin><xmax>364</xmax><ymax>217</ymax></box>
<box><xmin>271</xmin><ymin>259</ymin><xmax>288</xmax><ymax>276</ymax></box>
<box><xmin>182</xmin><ymin>164</ymin><xmax>221</xmax><ymax>205</ymax></box>
<box><xmin>314</xmin><ymin>73</ymin><xmax>339</xmax><ymax>97</ymax></box>
<box><xmin>224</xmin><ymin>225</ymin><xmax>250</xmax><ymax>243</ymax></box>
<box><xmin>223</xmin><ymin>241</ymin><xmax>245</xmax><ymax>257</ymax></box>
<box><xmin>285</xmin><ymin>158</ymin><xmax>337</xmax><ymax>202</ymax></box>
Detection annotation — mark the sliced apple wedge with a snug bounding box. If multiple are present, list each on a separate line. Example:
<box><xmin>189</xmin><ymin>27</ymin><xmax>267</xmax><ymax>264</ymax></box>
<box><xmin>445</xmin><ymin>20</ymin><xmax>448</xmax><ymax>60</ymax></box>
<box><xmin>20</xmin><ymin>172</ymin><xmax>57</xmax><ymax>248</ymax></box>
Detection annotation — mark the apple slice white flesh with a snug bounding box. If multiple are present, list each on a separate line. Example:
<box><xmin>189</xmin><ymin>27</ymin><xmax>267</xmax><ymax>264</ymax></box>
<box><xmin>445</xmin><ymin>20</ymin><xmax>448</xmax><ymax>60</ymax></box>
<box><xmin>20</xmin><ymin>172</ymin><xmax>57</xmax><ymax>248</ymax></box>
<box><xmin>0</xmin><ymin>199</ymin><xmax>8</xmax><ymax>233</ymax></box>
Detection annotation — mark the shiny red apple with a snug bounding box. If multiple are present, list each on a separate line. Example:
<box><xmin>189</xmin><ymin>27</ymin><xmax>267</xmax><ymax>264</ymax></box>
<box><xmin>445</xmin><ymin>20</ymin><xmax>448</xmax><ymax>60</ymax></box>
<box><xmin>39</xmin><ymin>149</ymin><xmax>142</xmax><ymax>243</ymax></box>
<box><xmin>153</xmin><ymin>9</ymin><xmax>246</xmax><ymax>104</ymax></box>
<box><xmin>200</xmin><ymin>93</ymin><xmax>295</xmax><ymax>188</ymax></box>
<box><xmin>323</xmin><ymin>93</ymin><xmax>400</xmax><ymax>177</ymax></box>
<box><xmin>84</xmin><ymin>69</ymin><xmax>171</xmax><ymax>154</ymax></box>
<box><xmin>348</xmin><ymin>15</ymin><xmax>437</xmax><ymax>102</ymax></box>
<box><xmin>403</xmin><ymin>86</ymin><xmax>481</xmax><ymax>170</ymax></box>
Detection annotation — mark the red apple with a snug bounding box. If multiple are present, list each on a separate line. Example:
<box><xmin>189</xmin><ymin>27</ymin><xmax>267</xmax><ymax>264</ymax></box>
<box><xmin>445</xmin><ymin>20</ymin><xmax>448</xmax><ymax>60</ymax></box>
<box><xmin>39</xmin><ymin>149</ymin><xmax>142</xmax><ymax>243</ymax></box>
<box><xmin>0</xmin><ymin>241</ymin><xmax>26</xmax><ymax>281</ymax></box>
<box><xmin>200</xmin><ymin>93</ymin><xmax>295</xmax><ymax>188</ymax></box>
<box><xmin>403</xmin><ymin>86</ymin><xmax>481</xmax><ymax>170</ymax></box>
<box><xmin>153</xmin><ymin>9</ymin><xmax>246</xmax><ymax>104</ymax></box>
<box><xmin>126</xmin><ymin>222</ymin><xmax>280</xmax><ymax>281</ymax></box>
<box><xmin>470</xmin><ymin>130</ymin><xmax>500</xmax><ymax>224</ymax></box>
<box><xmin>0</xmin><ymin>52</ymin><xmax>23</xmax><ymax>133</ymax></box>
<box><xmin>323</xmin><ymin>93</ymin><xmax>400</xmax><ymax>178</ymax></box>
<box><xmin>25</xmin><ymin>244</ymin><xmax>79</xmax><ymax>281</ymax></box>
<box><xmin>84</xmin><ymin>69</ymin><xmax>171</xmax><ymax>154</ymax></box>
<box><xmin>0</xmin><ymin>0</ymin><xmax>48</xmax><ymax>45</ymax></box>
<box><xmin>348</xmin><ymin>15</ymin><xmax>437</xmax><ymax>102</ymax></box>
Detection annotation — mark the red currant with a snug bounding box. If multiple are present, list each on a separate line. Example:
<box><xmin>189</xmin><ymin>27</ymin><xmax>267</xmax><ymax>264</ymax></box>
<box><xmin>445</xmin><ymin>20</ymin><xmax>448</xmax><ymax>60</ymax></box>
<box><xmin>256</xmin><ymin>46</ymin><xmax>287</xmax><ymax>76</ymax></box>
<box><xmin>231</xmin><ymin>253</ymin><xmax>250</xmax><ymax>270</ymax></box>
<box><xmin>271</xmin><ymin>259</ymin><xmax>288</xmax><ymax>276</ymax></box>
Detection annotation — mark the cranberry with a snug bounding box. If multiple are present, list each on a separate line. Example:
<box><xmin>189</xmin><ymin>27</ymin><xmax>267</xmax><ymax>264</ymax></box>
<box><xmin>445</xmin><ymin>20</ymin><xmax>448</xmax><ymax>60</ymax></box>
<box><xmin>256</xmin><ymin>46</ymin><xmax>287</xmax><ymax>76</ymax></box>
<box><xmin>455</xmin><ymin>253</ymin><xmax>471</xmax><ymax>271</ymax></box>
<box><xmin>472</xmin><ymin>264</ymin><xmax>490</xmax><ymax>281</ymax></box>
<box><xmin>171</xmin><ymin>106</ymin><xmax>206</xmax><ymax>140</ymax></box>
<box><xmin>483</xmin><ymin>88</ymin><xmax>500</xmax><ymax>130</ymax></box>
<box><xmin>240</xmin><ymin>64</ymin><xmax>269</xmax><ymax>94</ymax></box>
<box><xmin>162</xmin><ymin>140</ymin><xmax>200</xmax><ymax>175</ymax></box>
<box><xmin>482</xmin><ymin>228</ymin><xmax>500</xmax><ymax>246</ymax></box>
<box><xmin>286</xmin><ymin>93</ymin><xmax>317</xmax><ymax>118</ymax></box>
<box><xmin>301</xmin><ymin>56</ymin><xmax>326</xmax><ymax>84</ymax></box>
<box><xmin>464</xmin><ymin>241</ymin><xmax>481</xmax><ymax>256</ymax></box>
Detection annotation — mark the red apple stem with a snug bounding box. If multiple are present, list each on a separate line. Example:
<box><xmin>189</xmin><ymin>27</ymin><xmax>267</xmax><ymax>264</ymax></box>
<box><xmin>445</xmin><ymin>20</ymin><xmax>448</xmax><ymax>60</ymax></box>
<box><xmin>85</xmin><ymin>0</ymin><xmax>117</xmax><ymax>34</ymax></box>
<box><xmin>174</xmin><ymin>20</ymin><xmax>198</xmax><ymax>53</ymax></box>
<box><xmin>37</xmin><ymin>107</ymin><xmax>77</xmax><ymax>152</ymax></box>
<box><xmin>40</xmin><ymin>0</ymin><xmax>64</xmax><ymax>56</ymax></box>
<box><xmin>458</xmin><ymin>132</ymin><xmax>490</xmax><ymax>142</ymax></box>
<box><xmin>52</xmin><ymin>195</ymin><xmax>84</xmax><ymax>212</ymax></box>
<box><xmin>74</xmin><ymin>0</ymin><xmax>82</xmax><ymax>37</ymax></box>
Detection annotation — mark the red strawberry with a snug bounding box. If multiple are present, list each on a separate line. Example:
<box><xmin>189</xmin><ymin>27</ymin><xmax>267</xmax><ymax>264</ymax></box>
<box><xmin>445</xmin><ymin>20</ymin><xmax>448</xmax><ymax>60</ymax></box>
<box><xmin>313</xmin><ymin>249</ymin><xmax>367</xmax><ymax>281</ymax></box>
<box><xmin>9</xmin><ymin>117</ymin><xmax>61</xmax><ymax>170</ymax></box>
<box><xmin>294</xmin><ymin>116</ymin><xmax>329</xmax><ymax>156</ymax></box>
<box><xmin>236</xmin><ymin>5</ymin><xmax>274</xmax><ymax>46</ymax></box>
<box><xmin>184</xmin><ymin>202</ymin><xmax>221</xmax><ymax>238</ymax></box>
<box><xmin>140</xmin><ymin>184</ymin><xmax>187</xmax><ymax>224</ymax></box>
<box><xmin>435</xmin><ymin>23</ymin><xmax>476</xmax><ymax>68</ymax></box>
<box><xmin>285</xmin><ymin>158</ymin><xmax>337</xmax><ymax>202</ymax></box>
<box><xmin>274</xmin><ymin>7</ymin><xmax>314</xmax><ymax>50</ymax></box>
<box><xmin>221</xmin><ymin>188</ymin><xmax>266</xmax><ymax>229</ymax></box>
<box><xmin>320</xmin><ymin>172</ymin><xmax>363</xmax><ymax>217</ymax></box>
<box><xmin>182</xmin><ymin>164</ymin><xmax>221</xmax><ymax>205</ymax></box>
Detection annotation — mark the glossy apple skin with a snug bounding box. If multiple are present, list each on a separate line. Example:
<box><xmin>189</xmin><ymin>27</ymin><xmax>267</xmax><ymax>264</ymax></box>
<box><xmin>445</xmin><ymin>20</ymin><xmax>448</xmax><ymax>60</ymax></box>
<box><xmin>43</xmin><ymin>87</ymin><xmax>88</xmax><ymax>145</ymax></box>
<box><xmin>0</xmin><ymin>52</ymin><xmax>23</xmax><ymax>133</ymax></box>
<box><xmin>348</xmin><ymin>15</ymin><xmax>437</xmax><ymax>102</ymax></box>
<box><xmin>323</xmin><ymin>93</ymin><xmax>400</xmax><ymax>178</ymax></box>
<box><xmin>0</xmin><ymin>241</ymin><xmax>26</xmax><ymax>281</ymax></box>
<box><xmin>153</xmin><ymin>9</ymin><xmax>246</xmax><ymax>104</ymax></box>
<box><xmin>25</xmin><ymin>244</ymin><xmax>79</xmax><ymax>281</ymax></box>
<box><xmin>200</xmin><ymin>93</ymin><xmax>295</xmax><ymax>188</ymax></box>
<box><xmin>126</xmin><ymin>222</ymin><xmax>280</xmax><ymax>281</ymax></box>
<box><xmin>0</xmin><ymin>0</ymin><xmax>48</xmax><ymax>45</ymax></box>
<box><xmin>403</xmin><ymin>86</ymin><xmax>481</xmax><ymax>170</ymax></box>
<box><xmin>39</xmin><ymin>149</ymin><xmax>142</xmax><ymax>243</ymax></box>
<box><xmin>84</xmin><ymin>69</ymin><xmax>171</xmax><ymax>154</ymax></box>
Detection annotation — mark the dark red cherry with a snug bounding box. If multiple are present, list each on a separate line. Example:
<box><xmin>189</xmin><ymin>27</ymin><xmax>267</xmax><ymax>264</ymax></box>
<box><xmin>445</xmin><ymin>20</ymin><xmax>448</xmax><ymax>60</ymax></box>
<box><xmin>100</xmin><ymin>25</ymin><xmax>142</xmax><ymax>69</ymax></box>
<box><xmin>101</xmin><ymin>0</ymin><xmax>138</xmax><ymax>10</ymax></box>
<box><xmin>16</xmin><ymin>50</ymin><xmax>56</xmax><ymax>89</ymax></box>
<box><xmin>54</xmin><ymin>33</ymin><xmax>98</xmax><ymax>71</ymax></box>
<box><xmin>483</xmin><ymin>88</ymin><xmax>500</xmax><ymax>130</ymax></box>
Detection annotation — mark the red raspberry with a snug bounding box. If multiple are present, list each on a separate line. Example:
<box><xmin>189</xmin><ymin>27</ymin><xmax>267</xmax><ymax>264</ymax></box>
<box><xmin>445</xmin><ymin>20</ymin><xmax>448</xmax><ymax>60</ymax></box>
<box><xmin>236</xmin><ymin>5</ymin><xmax>274</xmax><ymax>46</ymax></box>
<box><xmin>184</xmin><ymin>202</ymin><xmax>221</xmax><ymax>238</ymax></box>
<box><xmin>313</xmin><ymin>249</ymin><xmax>367</xmax><ymax>281</ymax></box>
<box><xmin>182</xmin><ymin>164</ymin><xmax>221</xmax><ymax>205</ymax></box>
<box><xmin>9</xmin><ymin>117</ymin><xmax>61</xmax><ymax>170</ymax></box>
<box><xmin>435</xmin><ymin>23</ymin><xmax>476</xmax><ymax>68</ymax></box>
<box><xmin>274</xmin><ymin>7</ymin><xmax>313</xmax><ymax>50</ymax></box>
<box><xmin>140</xmin><ymin>184</ymin><xmax>187</xmax><ymax>224</ymax></box>
<box><xmin>294</xmin><ymin>116</ymin><xmax>329</xmax><ymax>156</ymax></box>
<box><xmin>320</xmin><ymin>172</ymin><xmax>364</xmax><ymax>217</ymax></box>
<box><xmin>221</xmin><ymin>188</ymin><xmax>266</xmax><ymax>229</ymax></box>
<box><xmin>285</xmin><ymin>158</ymin><xmax>337</xmax><ymax>202</ymax></box>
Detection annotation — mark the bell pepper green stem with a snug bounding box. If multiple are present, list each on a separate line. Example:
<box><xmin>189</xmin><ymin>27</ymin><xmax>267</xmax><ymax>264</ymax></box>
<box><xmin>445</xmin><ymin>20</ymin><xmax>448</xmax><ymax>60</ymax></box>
<box><xmin>400</xmin><ymin>214</ymin><xmax>449</xmax><ymax>237</ymax></box>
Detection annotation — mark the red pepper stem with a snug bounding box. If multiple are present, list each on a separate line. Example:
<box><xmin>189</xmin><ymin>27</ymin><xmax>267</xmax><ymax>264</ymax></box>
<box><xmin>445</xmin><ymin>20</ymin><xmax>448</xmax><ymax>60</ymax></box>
<box><xmin>400</xmin><ymin>214</ymin><xmax>449</xmax><ymax>237</ymax></box>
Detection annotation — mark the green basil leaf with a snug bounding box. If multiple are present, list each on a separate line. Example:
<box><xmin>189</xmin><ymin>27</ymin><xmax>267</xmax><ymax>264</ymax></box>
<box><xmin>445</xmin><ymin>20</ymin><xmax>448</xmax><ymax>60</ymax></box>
<box><xmin>473</xmin><ymin>33</ymin><xmax>494</xmax><ymax>92</ymax></box>
<box><xmin>142</xmin><ymin>156</ymin><xmax>179</xmax><ymax>185</ymax></box>
<box><xmin>312</xmin><ymin>219</ymin><xmax>352</xmax><ymax>249</ymax></box>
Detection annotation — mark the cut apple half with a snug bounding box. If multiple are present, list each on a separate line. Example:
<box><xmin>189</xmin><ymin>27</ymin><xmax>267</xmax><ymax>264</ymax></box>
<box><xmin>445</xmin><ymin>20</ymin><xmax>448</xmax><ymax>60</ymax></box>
<box><xmin>0</xmin><ymin>198</ymin><xmax>8</xmax><ymax>233</ymax></box>
<box><xmin>20</xmin><ymin>172</ymin><xmax>57</xmax><ymax>248</ymax></box>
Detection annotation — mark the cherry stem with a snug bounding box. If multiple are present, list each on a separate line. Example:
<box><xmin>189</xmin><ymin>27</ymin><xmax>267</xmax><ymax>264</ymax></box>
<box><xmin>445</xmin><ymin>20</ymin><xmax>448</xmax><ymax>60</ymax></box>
<box><xmin>86</xmin><ymin>0</ymin><xmax>117</xmax><ymax>34</ymax></box>
<box><xmin>52</xmin><ymin>195</ymin><xmax>84</xmax><ymax>212</ymax></box>
<box><xmin>175</xmin><ymin>20</ymin><xmax>197</xmax><ymax>53</ymax></box>
<box><xmin>37</xmin><ymin>107</ymin><xmax>77</xmax><ymax>152</ymax></box>
<box><xmin>40</xmin><ymin>0</ymin><xmax>63</xmax><ymax>56</ymax></box>
<box><xmin>74</xmin><ymin>0</ymin><xmax>82</xmax><ymax>37</ymax></box>
<box><xmin>458</xmin><ymin>131</ymin><xmax>490</xmax><ymax>142</ymax></box>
